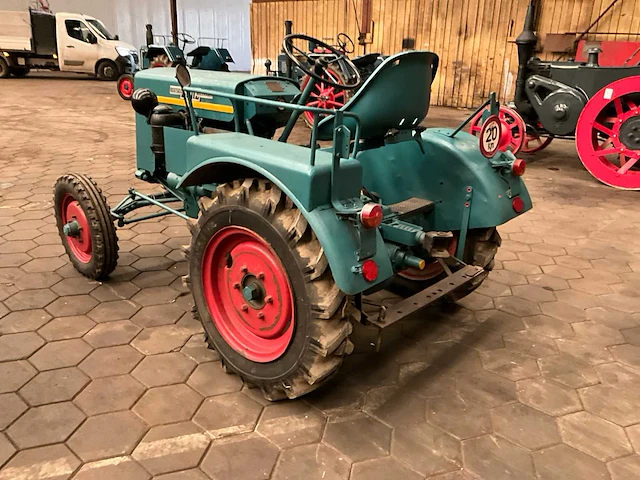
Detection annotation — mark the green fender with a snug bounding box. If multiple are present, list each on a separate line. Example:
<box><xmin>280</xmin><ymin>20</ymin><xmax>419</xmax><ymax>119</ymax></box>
<box><xmin>177</xmin><ymin>157</ymin><xmax>394</xmax><ymax>296</ymax></box>
<box><xmin>357</xmin><ymin>128</ymin><xmax>533</xmax><ymax>232</ymax></box>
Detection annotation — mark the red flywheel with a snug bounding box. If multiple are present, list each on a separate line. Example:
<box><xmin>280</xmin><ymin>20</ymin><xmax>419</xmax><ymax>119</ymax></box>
<box><xmin>470</xmin><ymin>106</ymin><xmax>526</xmax><ymax>154</ymax></box>
<box><xmin>576</xmin><ymin>76</ymin><xmax>640</xmax><ymax>190</ymax></box>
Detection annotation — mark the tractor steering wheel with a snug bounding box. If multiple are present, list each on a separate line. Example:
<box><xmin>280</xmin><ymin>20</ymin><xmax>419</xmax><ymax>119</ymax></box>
<box><xmin>177</xmin><ymin>33</ymin><xmax>196</xmax><ymax>50</ymax></box>
<box><xmin>336</xmin><ymin>33</ymin><xmax>355</xmax><ymax>54</ymax></box>
<box><xmin>283</xmin><ymin>34</ymin><xmax>362</xmax><ymax>90</ymax></box>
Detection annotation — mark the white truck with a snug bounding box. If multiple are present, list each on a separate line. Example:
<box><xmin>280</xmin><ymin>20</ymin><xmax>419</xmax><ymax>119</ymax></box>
<box><xmin>0</xmin><ymin>8</ymin><xmax>138</xmax><ymax>80</ymax></box>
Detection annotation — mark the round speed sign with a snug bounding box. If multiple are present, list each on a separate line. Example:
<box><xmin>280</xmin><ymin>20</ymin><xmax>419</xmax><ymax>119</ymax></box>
<box><xmin>479</xmin><ymin>115</ymin><xmax>503</xmax><ymax>158</ymax></box>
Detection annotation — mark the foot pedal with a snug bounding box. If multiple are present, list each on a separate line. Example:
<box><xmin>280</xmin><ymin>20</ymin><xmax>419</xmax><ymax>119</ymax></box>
<box><xmin>389</xmin><ymin>197</ymin><xmax>435</xmax><ymax>219</ymax></box>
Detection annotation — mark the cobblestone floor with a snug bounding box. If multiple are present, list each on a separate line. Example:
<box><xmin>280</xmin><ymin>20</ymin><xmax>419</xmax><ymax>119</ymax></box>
<box><xmin>1</xmin><ymin>73</ymin><xmax>640</xmax><ymax>480</ymax></box>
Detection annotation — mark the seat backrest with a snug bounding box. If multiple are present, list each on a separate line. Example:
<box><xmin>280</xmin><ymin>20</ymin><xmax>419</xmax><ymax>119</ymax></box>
<box><xmin>317</xmin><ymin>51</ymin><xmax>439</xmax><ymax>140</ymax></box>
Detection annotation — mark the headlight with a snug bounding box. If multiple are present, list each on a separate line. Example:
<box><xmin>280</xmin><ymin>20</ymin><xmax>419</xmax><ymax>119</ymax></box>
<box><xmin>116</xmin><ymin>46</ymin><xmax>134</xmax><ymax>57</ymax></box>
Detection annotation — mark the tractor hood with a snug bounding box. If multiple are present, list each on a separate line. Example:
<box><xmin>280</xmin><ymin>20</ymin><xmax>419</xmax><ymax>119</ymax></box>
<box><xmin>134</xmin><ymin>67</ymin><xmax>300</xmax><ymax>124</ymax></box>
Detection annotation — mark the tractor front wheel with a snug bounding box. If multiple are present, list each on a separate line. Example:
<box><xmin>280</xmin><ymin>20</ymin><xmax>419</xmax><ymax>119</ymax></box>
<box><xmin>185</xmin><ymin>179</ymin><xmax>354</xmax><ymax>400</ymax></box>
<box><xmin>117</xmin><ymin>74</ymin><xmax>134</xmax><ymax>101</ymax></box>
<box><xmin>54</xmin><ymin>174</ymin><xmax>119</xmax><ymax>280</ymax></box>
<box><xmin>392</xmin><ymin>228</ymin><xmax>501</xmax><ymax>301</ymax></box>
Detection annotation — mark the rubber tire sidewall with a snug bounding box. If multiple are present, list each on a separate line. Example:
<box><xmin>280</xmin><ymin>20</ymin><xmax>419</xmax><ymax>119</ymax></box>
<box><xmin>97</xmin><ymin>60</ymin><xmax>119</xmax><ymax>81</ymax></box>
<box><xmin>189</xmin><ymin>204</ymin><xmax>313</xmax><ymax>385</ymax></box>
<box><xmin>0</xmin><ymin>58</ymin><xmax>10</xmax><ymax>78</ymax></box>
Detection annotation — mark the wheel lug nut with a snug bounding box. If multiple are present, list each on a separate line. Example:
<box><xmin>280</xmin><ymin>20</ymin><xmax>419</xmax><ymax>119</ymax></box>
<box><xmin>241</xmin><ymin>304</ymin><xmax>249</xmax><ymax>312</ymax></box>
<box><xmin>265</xmin><ymin>295</ymin><xmax>273</xmax><ymax>304</ymax></box>
<box><xmin>241</xmin><ymin>266</ymin><xmax>248</xmax><ymax>273</ymax></box>
<box><xmin>233</xmin><ymin>283</ymin><xmax>241</xmax><ymax>289</ymax></box>
<box><xmin>258</xmin><ymin>272</ymin><xmax>265</xmax><ymax>279</ymax></box>
<box><xmin>258</xmin><ymin>312</ymin><xmax>265</xmax><ymax>319</ymax></box>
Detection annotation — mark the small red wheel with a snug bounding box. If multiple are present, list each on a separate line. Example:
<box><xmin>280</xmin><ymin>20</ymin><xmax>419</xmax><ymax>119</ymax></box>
<box><xmin>54</xmin><ymin>174</ymin><xmax>118</xmax><ymax>279</ymax></box>
<box><xmin>470</xmin><ymin>106</ymin><xmax>526</xmax><ymax>154</ymax></box>
<box><xmin>521</xmin><ymin>132</ymin><xmax>553</xmax><ymax>154</ymax></box>
<box><xmin>201</xmin><ymin>226</ymin><xmax>294</xmax><ymax>363</ymax></box>
<box><xmin>300</xmin><ymin>68</ymin><xmax>349</xmax><ymax>127</ymax></box>
<box><xmin>576</xmin><ymin>76</ymin><xmax>640</xmax><ymax>189</ymax></box>
<box><xmin>117</xmin><ymin>74</ymin><xmax>134</xmax><ymax>101</ymax></box>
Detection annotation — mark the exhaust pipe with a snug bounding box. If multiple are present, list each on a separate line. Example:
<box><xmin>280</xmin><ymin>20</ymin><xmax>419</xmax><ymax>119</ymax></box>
<box><xmin>514</xmin><ymin>0</ymin><xmax>538</xmax><ymax>114</ymax></box>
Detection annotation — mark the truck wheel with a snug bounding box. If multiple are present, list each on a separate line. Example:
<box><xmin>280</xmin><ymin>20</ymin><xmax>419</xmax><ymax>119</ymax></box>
<box><xmin>185</xmin><ymin>178</ymin><xmax>354</xmax><ymax>400</ymax></box>
<box><xmin>10</xmin><ymin>67</ymin><xmax>29</xmax><ymax>78</ymax></box>
<box><xmin>54</xmin><ymin>174</ymin><xmax>119</xmax><ymax>280</ymax></box>
<box><xmin>96</xmin><ymin>60</ymin><xmax>119</xmax><ymax>81</ymax></box>
<box><xmin>0</xmin><ymin>58</ymin><xmax>10</xmax><ymax>78</ymax></box>
<box><xmin>117</xmin><ymin>74</ymin><xmax>134</xmax><ymax>100</ymax></box>
<box><xmin>392</xmin><ymin>228</ymin><xmax>501</xmax><ymax>301</ymax></box>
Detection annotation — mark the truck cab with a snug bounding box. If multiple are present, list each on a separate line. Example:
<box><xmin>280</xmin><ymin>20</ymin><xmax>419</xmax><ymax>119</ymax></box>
<box><xmin>0</xmin><ymin>8</ymin><xmax>137</xmax><ymax>80</ymax></box>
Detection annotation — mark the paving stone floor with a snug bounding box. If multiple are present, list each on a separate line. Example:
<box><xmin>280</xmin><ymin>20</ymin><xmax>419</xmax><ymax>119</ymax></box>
<box><xmin>1</xmin><ymin>73</ymin><xmax>640</xmax><ymax>480</ymax></box>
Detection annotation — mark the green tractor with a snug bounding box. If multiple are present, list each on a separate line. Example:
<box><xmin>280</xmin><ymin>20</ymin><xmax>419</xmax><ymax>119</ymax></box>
<box><xmin>54</xmin><ymin>34</ymin><xmax>532</xmax><ymax>400</ymax></box>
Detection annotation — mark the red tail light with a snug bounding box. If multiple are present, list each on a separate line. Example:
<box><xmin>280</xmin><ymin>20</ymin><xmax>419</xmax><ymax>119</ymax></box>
<box><xmin>362</xmin><ymin>260</ymin><xmax>379</xmax><ymax>282</ymax></box>
<box><xmin>360</xmin><ymin>203</ymin><xmax>383</xmax><ymax>229</ymax></box>
<box><xmin>512</xmin><ymin>159</ymin><xmax>526</xmax><ymax>176</ymax></box>
<box><xmin>512</xmin><ymin>197</ymin><xmax>525</xmax><ymax>214</ymax></box>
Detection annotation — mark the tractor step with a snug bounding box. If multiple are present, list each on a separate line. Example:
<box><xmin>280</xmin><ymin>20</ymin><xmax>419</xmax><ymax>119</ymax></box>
<box><xmin>367</xmin><ymin>265</ymin><xmax>486</xmax><ymax>329</ymax></box>
<box><xmin>389</xmin><ymin>197</ymin><xmax>435</xmax><ymax>219</ymax></box>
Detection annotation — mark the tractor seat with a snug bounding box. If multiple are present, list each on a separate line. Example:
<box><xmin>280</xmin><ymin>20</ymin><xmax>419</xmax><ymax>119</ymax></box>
<box><xmin>187</xmin><ymin>46</ymin><xmax>211</xmax><ymax>57</ymax></box>
<box><xmin>316</xmin><ymin>50</ymin><xmax>439</xmax><ymax>141</ymax></box>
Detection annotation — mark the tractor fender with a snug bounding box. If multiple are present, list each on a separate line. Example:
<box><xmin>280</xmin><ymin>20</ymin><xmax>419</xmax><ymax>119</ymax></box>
<box><xmin>177</xmin><ymin>157</ymin><xmax>394</xmax><ymax>295</ymax></box>
<box><xmin>357</xmin><ymin>129</ymin><xmax>532</xmax><ymax>232</ymax></box>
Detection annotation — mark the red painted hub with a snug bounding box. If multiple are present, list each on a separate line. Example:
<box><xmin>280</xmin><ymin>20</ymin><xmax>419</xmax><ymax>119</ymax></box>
<box><xmin>576</xmin><ymin>76</ymin><xmax>640</xmax><ymax>190</ymax></box>
<box><xmin>521</xmin><ymin>128</ymin><xmax>553</xmax><ymax>154</ymax></box>
<box><xmin>301</xmin><ymin>68</ymin><xmax>346</xmax><ymax>124</ymax></box>
<box><xmin>470</xmin><ymin>106</ymin><xmax>526</xmax><ymax>154</ymax></box>
<box><xmin>119</xmin><ymin>76</ymin><xmax>134</xmax><ymax>99</ymax></box>
<box><xmin>61</xmin><ymin>193</ymin><xmax>92</xmax><ymax>264</ymax></box>
<box><xmin>201</xmin><ymin>226</ymin><xmax>294</xmax><ymax>363</ymax></box>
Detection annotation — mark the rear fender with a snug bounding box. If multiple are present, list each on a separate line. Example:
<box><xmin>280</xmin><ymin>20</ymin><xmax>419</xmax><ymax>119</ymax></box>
<box><xmin>178</xmin><ymin>157</ymin><xmax>394</xmax><ymax>295</ymax></box>
<box><xmin>357</xmin><ymin>129</ymin><xmax>532</xmax><ymax>232</ymax></box>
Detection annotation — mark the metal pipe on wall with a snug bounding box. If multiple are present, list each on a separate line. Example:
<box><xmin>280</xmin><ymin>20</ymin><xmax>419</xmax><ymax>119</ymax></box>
<box><xmin>170</xmin><ymin>0</ymin><xmax>178</xmax><ymax>46</ymax></box>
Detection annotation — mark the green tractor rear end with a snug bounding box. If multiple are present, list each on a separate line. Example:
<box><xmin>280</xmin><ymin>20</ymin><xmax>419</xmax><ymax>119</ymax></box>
<box><xmin>54</xmin><ymin>34</ymin><xmax>532</xmax><ymax>400</ymax></box>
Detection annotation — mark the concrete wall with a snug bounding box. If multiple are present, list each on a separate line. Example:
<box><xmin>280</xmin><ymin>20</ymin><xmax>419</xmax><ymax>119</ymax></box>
<box><xmin>0</xmin><ymin>0</ymin><xmax>252</xmax><ymax>71</ymax></box>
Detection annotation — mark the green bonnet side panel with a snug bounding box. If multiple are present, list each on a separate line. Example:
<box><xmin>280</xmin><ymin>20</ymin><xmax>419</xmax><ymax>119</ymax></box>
<box><xmin>177</xmin><ymin>134</ymin><xmax>395</xmax><ymax>295</ymax></box>
<box><xmin>357</xmin><ymin>129</ymin><xmax>533</xmax><ymax>231</ymax></box>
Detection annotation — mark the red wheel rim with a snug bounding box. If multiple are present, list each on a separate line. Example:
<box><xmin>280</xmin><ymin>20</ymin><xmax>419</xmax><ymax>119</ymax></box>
<box><xmin>119</xmin><ymin>77</ymin><xmax>133</xmax><ymax>98</ymax></box>
<box><xmin>301</xmin><ymin>68</ymin><xmax>346</xmax><ymax>125</ymax></box>
<box><xmin>61</xmin><ymin>193</ymin><xmax>92</xmax><ymax>264</ymax></box>
<box><xmin>201</xmin><ymin>226</ymin><xmax>295</xmax><ymax>363</ymax></box>
<box><xmin>576</xmin><ymin>76</ymin><xmax>640</xmax><ymax>190</ymax></box>
<box><xmin>521</xmin><ymin>132</ymin><xmax>553</xmax><ymax>153</ymax></box>
<box><xmin>470</xmin><ymin>106</ymin><xmax>526</xmax><ymax>154</ymax></box>
<box><xmin>399</xmin><ymin>237</ymin><xmax>458</xmax><ymax>282</ymax></box>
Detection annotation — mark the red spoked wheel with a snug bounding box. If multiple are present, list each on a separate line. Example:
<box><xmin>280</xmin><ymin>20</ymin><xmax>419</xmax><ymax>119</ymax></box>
<box><xmin>117</xmin><ymin>74</ymin><xmax>134</xmax><ymax>101</ymax></box>
<box><xmin>470</xmin><ymin>106</ymin><xmax>526</xmax><ymax>154</ymax></box>
<box><xmin>521</xmin><ymin>132</ymin><xmax>554</xmax><ymax>154</ymax></box>
<box><xmin>576</xmin><ymin>76</ymin><xmax>640</xmax><ymax>190</ymax></box>
<box><xmin>201</xmin><ymin>226</ymin><xmax>294</xmax><ymax>363</ymax></box>
<box><xmin>300</xmin><ymin>68</ymin><xmax>349</xmax><ymax>127</ymax></box>
<box><xmin>53</xmin><ymin>174</ymin><xmax>118</xmax><ymax>280</ymax></box>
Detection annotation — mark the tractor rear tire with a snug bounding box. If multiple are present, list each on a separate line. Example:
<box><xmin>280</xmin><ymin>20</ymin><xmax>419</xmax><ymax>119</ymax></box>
<box><xmin>96</xmin><ymin>60</ymin><xmax>119</xmax><ymax>81</ymax></box>
<box><xmin>185</xmin><ymin>178</ymin><xmax>354</xmax><ymax>400</ymax></box>
<box><xmin>54</xmin><ymin>174</ymin><xmax>119</xmax><ymax>280</ymax></box>
<box><xmin>391</xmin><ymin>227</ymin><xmax>501</xmax><ymax>301</ymax></box>
<box><xmin>0</xmin><ymin>58</ymin><xmax>10</xmax><ymax>78</ymax></box>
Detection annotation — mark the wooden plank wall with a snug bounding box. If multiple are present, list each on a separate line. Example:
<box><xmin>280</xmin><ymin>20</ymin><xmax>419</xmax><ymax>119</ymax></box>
<box><xmin>250</xmin><ymin>0</ymin><xmax>640</xmax><ymax>108</ymax></box>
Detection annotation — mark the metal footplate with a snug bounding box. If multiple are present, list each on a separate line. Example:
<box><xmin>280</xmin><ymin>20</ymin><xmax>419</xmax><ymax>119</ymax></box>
<box><xmin>367</xmin><ymin>265</ymin><xmax>486</xmax><ymax>328</ymax></box>
<box><xmin>389</xmin><ymin>197</ymin><xmax>435</xmax><ymax>219</ymax></box>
